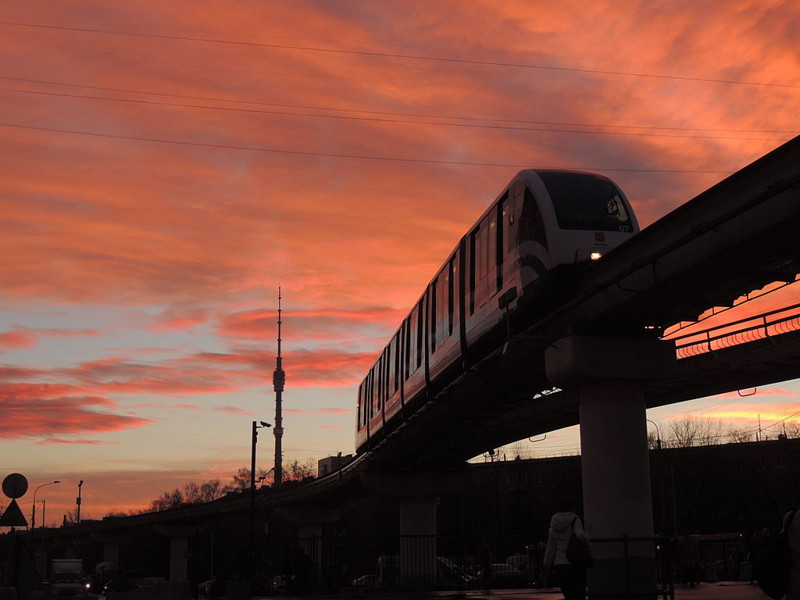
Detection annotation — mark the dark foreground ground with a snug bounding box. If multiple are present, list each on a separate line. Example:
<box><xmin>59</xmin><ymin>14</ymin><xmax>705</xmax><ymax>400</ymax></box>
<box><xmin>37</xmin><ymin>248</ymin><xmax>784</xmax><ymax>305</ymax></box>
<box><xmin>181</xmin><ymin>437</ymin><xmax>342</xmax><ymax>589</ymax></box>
<box><xmin>266</xmin><ymin>581</ymin><xmax>769</xmax><ymax>600</ymax></box>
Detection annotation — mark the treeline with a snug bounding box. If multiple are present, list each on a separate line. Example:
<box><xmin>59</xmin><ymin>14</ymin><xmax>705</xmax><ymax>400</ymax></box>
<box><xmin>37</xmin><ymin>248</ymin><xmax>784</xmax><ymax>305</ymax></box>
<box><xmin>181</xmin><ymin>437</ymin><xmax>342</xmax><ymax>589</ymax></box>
<box><xmin>102</xmin><ymin>459</ymin><xmax>316</xmax><ymax>518</ymax></box>
<box><xmin>148</xmin><ymin>459</ymin><xmax>317</xmax><ymax>512</ymax></box>
<box><xmin>647</xmin><ymin>416</ymin><xmax>800</xmax><ymax>449</ymax></box>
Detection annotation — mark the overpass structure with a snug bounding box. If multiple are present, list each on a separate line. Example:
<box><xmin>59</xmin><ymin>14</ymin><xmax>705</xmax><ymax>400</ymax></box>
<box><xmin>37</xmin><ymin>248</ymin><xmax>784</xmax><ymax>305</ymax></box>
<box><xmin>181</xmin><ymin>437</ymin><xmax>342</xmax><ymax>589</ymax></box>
<box><xmin>15</xmin><ymin>136</ymin><xmax>800</xmax><ymax>598</ymax></box>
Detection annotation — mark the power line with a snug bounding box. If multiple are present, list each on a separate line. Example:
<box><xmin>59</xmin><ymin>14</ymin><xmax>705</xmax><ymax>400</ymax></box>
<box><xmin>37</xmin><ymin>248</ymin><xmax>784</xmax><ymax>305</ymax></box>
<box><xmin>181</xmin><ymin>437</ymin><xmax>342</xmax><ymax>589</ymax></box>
<box><xmin>1</xmin><ymin>19</ymin><xmax>799</xmax><ymax>90</ymax></box>
<box><xmin>1</xmin><ymin>75</ymin><xmax>795</xmax><ymax>136</ymax></box>
<box><xmin>0</xmin><ymin>88</ymin><xmax>790</xmax><ymax>141</ymax></box>
<box><xmin>0</xmin><ymin>83</ymin><xmax>792</xmax><ymax>142</ymax></box>
<box><xmin>0</xmin><ymin>121</ymin><xmax>736</xmax><ymax>173</ymax></box>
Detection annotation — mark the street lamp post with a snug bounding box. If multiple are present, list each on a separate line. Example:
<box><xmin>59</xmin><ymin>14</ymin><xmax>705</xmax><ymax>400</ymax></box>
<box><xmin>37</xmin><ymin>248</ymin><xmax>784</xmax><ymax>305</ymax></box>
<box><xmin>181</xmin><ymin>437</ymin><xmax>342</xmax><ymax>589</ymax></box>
<box><xmin>250</xmin><ymin>421</ymin><xmax>271</xmax><ymax>588</ymax></box>
<box><xmin>31</xmin><ymin>481</ymin><xmax>60</xmax><ymax>530</ymax></box>
<box><xmin>251</xmin><ymin>421</ymin><xmax>272</xmax><ymax>490</ymax></box>
<box><xmin>76</xmin><ymin>480</ymin><xmax>84</xmax><ymax>524</ymax></box>
<box><xmin>647</xmin><ymin>418</ymin><xmax>662</xmax><ymax>450</ymax></box>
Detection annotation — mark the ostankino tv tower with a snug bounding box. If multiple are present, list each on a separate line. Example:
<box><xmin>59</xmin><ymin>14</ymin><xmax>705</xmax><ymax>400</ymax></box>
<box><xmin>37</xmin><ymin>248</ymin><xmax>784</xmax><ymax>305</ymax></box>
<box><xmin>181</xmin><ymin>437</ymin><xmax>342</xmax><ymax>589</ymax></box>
<box><xmin>272</xmin><ymin>288</ymin><xmax>285</xmax><ymax>486</ymax></box>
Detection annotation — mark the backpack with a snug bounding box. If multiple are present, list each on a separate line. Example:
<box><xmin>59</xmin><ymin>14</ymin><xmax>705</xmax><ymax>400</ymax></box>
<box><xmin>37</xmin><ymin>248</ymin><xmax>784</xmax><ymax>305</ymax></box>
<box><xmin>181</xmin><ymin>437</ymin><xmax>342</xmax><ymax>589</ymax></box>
<box><xmin>755</xmin><ymin>509</ymin><xmax>797</xmax><ymax>600</ymax></box>
<box><xmin>565</xmin><ymin>517</ymin><xmax>594</xmax><ymax>569</ymax></box>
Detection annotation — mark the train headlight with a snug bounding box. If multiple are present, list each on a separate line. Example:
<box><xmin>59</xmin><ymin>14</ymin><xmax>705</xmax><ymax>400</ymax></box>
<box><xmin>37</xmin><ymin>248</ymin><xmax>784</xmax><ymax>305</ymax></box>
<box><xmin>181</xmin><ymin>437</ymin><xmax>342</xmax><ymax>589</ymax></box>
<box><xmin>590</xmin><ymin>251</ymin><xmax>603</xmax><ymax>261</ymax></box>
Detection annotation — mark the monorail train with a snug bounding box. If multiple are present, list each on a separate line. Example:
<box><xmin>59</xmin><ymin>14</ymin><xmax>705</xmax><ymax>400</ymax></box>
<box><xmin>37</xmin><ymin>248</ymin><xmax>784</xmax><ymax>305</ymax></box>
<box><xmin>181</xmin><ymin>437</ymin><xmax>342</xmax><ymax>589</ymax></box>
<box><xmin>355</xmin><ymin>170</ymin><xmax>640</xmax><ymax>454</ymax></box>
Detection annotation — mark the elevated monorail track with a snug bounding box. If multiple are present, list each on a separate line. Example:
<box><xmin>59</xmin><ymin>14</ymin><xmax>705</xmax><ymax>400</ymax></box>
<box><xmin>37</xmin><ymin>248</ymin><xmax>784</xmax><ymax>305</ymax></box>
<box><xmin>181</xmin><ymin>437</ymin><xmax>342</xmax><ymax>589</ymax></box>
<box><xmin>364</xmin><ymin>135</ymin><xmax>800</xmax><ymax>469</ymax></box>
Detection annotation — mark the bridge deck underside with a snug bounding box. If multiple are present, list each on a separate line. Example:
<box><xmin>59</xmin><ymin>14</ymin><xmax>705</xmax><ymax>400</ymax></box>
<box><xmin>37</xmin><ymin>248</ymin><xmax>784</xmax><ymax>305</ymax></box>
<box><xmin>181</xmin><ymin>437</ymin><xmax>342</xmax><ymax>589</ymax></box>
<box><xmin>367</xmin><ymin>327</ymin><xmax>800</xmax><ymax>470</ymax></box>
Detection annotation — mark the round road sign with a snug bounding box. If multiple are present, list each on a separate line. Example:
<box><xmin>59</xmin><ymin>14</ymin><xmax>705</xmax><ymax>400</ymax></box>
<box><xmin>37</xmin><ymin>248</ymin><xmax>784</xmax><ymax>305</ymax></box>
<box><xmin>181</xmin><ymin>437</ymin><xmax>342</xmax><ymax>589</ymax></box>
<box><xmin>2</xmin><ymin>473</ymin><xmax>29</xmax><ymax>499</ymax></box>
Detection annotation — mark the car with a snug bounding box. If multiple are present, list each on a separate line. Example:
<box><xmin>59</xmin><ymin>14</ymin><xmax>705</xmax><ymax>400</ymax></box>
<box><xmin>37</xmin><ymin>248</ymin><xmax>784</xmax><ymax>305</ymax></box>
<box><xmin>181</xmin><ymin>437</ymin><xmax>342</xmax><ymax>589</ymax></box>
<box><xmin>351</xmin><ymin>574</ymin><xmax>376</xmax><ymax>588</ymax></box>
<box><xmin>50</xmin><ymin>573</ymin><xmax>87</xmax><ymax>597</ymax></box>
<box><xmin>269</xmin><ymin>574</ymin><xmax>289</xmax><ymax>593</ymax></box>
<box><xmin>101</xmin><ymin>578</ymin><xmax>137</xmax><ymax>596</ymax></box>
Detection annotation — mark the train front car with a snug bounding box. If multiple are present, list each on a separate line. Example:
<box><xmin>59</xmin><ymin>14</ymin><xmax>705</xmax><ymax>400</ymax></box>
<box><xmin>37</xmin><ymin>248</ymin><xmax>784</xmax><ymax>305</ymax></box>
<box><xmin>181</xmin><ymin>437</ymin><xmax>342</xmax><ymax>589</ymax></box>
<box><xmin>506</xmin><ymin>170</ymin><xmax>639</xmax><ymax>315</ymax></box>
<box><xmin>355</xmin><ymin>169</ymin><xmax>639</xmax><ymax>455</ymax></box>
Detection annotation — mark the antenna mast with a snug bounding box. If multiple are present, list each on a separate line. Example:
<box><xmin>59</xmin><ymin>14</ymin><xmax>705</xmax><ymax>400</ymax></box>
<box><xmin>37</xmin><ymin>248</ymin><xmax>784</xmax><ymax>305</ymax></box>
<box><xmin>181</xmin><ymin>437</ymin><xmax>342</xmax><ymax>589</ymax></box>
<box><xmin>272</xmin><ymin>288</ymin><xmax>285</xmax><ymax>486</ymax></box>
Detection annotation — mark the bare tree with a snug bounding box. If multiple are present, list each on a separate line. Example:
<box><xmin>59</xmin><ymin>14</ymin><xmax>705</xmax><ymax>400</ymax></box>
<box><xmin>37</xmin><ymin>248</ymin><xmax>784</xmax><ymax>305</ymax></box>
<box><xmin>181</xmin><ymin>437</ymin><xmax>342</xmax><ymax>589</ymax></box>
<box><xmin>150</xmin><ymin>488</ymin><xmax>185</xmax><ymax>512</ymax></box>
<box><xmin>666</xmin><ymin>416</ymin><xmax>725</xmax><ymax>447</ymax></box>
<box><xmin>725</xmin><ymin>427</ymin><xmax>755</xmax><ymax>444</ymax></box>
<box><xmin>782</xmin><ymin>422</ymin><xmax>800</xmax><ymax>439</ymax></box>
<box><xmin>283</xmin><ymin>458</ymin><xmax>317</xmax><ymax>481</ymax></box>
<box><xmin>227</xmin><ymin>467</ymin><xmax>251</xmax><ymax>492</ymax></box>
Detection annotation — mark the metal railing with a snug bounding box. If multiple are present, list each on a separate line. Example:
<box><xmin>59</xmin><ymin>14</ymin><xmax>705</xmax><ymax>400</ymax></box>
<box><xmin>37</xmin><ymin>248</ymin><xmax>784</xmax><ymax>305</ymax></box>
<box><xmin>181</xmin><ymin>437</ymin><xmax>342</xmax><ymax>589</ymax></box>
<box><xmin>666</xmin><ymin>302</ymin><xmax>800</xmax><ymax>359</ymax></box>
<box><xmin>251</xmin><ymin>533</ymin><xmax>675</xmax><ymax>597</ymax></box>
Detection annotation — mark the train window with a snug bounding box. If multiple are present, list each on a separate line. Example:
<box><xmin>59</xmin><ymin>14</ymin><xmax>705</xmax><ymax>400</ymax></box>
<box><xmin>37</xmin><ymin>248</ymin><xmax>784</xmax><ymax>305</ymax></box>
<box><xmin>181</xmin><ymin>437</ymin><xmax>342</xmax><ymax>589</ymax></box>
<box><xmin>393</xmin><ymin>335</ymin><xmax>400</xmax><ymax>392</ymax></box>
<box><xmin>496</xmin><ymin>198</ymin><xmax>505</xmax><ymax>290</ymax></box>
<box><xmin>520</xmin><ymin>187</ymin><xmax>548</xmax><ymax>249</ymax></box>
<box><xmin>469</xmin><ymin>228</ymin><xmax>478</xmax><ymax>315</ymax></box>
<box><xmin>404</xmin><ymin>317</ymin><xmax>411</xmax><ymax>378</ymax></box>
<box><xmin>474</xmin><ymin>219</ymin><xmax>489</xmax><ymax>308</ymax></box>
<box><xmin>447</xmin><ymin>257</ymin><xmax>454</xmax><ymax>335</ymax></box>
<box><xmin>540</xmin><ymin>171</ymin><xmax>633</xmax><ymax>232</ymax></box>
<box><xmin>366</xmin><ymin>372</ymin><xmax>374</xmax><ymax>419</ymax></box>
<box><xmin>384</xmin><ymin>347</ymin><xmax>391</xmax><ymax>399</ymax></box>
<box><xmin>357</xmin><ymin>382</ymin><xmax>364</xmax><ymax>427</ymax></box>
<box><xmin>487</xmin><ymin>208</ymin><xmax>498</xmax><ymax>295</ymax></box>
<box><xmin>431</xmin><ymin>267</ymin><xmax>451</xmax><ymax>348</ymax></box>
<box><xmin>373</xmin><ymin>361</ymin><xmax>381</xmax><ymax>415</ymax></box>
<box><xmin>416</xmin><ymin>300</ymin><xmax>424</xmax><ymax>368</ymax></box>
<box><xmin>430</xmin><ymin>279</ymin><xmax>437</xmax><ymax>353</ymax></box>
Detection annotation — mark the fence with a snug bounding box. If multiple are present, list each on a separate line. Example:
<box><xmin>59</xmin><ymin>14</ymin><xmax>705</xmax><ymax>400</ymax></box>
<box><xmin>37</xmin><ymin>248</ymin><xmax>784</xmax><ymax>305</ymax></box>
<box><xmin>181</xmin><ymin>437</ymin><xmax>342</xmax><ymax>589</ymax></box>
<box><xmin>254</xmin><ymin>533</ymin><xmax>675</xmax><ymax>597</ymax></box>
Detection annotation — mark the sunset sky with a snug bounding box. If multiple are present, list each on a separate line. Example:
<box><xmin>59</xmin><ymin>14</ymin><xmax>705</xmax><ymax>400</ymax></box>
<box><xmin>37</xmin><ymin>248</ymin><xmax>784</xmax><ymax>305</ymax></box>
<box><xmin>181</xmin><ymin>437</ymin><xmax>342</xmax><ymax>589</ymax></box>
<box><xmin>2</xmin><ymin>1</ymin><xmax>799</xmax><ymax>523</ymax></box>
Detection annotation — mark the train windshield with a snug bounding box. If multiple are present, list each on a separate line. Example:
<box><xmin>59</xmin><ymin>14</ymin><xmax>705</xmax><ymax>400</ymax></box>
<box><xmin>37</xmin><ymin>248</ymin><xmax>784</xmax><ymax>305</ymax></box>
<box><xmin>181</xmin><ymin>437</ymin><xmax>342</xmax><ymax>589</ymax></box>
<box><xmin>540</xmin><ymin>172</ymin><xmax>634</xmax><ymax>232</ymax></box>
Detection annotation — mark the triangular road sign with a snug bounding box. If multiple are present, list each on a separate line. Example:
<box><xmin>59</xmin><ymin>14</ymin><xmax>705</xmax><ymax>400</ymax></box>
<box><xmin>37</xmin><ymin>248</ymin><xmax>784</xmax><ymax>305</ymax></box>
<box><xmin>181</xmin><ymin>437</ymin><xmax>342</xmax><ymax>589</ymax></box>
<box><xmin>0</xmin><ymin>498</ymin><xmax>28</xmax><ymax>527</ymax></box>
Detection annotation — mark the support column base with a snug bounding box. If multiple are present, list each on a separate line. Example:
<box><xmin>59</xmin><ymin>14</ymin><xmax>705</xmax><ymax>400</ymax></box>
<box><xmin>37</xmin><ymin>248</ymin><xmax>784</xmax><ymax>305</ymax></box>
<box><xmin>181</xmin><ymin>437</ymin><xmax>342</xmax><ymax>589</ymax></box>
<box><xmin>587</xmin><ymin>556</ymin><xmax>658</xmax><ymax>600</ymax></box>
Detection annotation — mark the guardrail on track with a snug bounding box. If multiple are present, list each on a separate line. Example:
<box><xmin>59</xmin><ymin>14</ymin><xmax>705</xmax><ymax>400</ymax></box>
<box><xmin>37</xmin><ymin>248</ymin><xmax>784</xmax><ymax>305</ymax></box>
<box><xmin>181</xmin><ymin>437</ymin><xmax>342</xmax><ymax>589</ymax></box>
<box><xmin>666</xmin><ymin>302</ymin><xmax>800</xmax><ymax>359</ymax></box>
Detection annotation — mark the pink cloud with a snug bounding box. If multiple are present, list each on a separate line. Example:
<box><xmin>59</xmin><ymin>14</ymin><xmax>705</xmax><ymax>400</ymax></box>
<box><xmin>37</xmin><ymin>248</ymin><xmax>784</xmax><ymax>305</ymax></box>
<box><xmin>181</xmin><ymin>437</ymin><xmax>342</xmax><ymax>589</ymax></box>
<box><xmin>35</xmin><ymin>438</ymin><xmax>119</xmax><ymax>446</ymax></box>
<box><xmin>0</xmin><ymin>329</ymin><xmax>38</xmax><ymax>351</ymax></box>
<box><xmin>0</xmin><ymin>384</ymin><xmax>153</xmax><ymax>439</ymax></box>
<box><xmin>285</xmin><ymin>408</ymin><xmax>353</xmax><ymax>416</ymax></box>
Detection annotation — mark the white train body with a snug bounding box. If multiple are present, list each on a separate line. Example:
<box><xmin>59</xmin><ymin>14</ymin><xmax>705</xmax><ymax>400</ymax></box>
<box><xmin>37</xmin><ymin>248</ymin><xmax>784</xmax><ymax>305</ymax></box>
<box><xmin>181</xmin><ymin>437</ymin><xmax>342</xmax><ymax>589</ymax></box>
<box><xmin>355</xmin><ymin>170</ymin><xmax>639</xmax><ymax>453</ymax></box>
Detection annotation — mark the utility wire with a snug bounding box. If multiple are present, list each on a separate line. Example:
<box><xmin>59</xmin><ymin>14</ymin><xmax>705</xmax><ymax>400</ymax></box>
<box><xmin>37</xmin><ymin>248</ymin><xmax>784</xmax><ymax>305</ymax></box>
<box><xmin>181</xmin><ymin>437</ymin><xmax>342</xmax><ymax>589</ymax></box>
<box><xmin>0</xmin><ymin>84</ymin><xmax>792</xmax><ymax>142</ymax></box>
<box><xmin>0</xmin><ymin>76</ymin><xmax>796</xmax><ymax>136</ymax></box>
<box><xmin>1</xmin><ymin>19</ymin><xmax>799</xmax><ymax>90</ymax></box>
<box><xmin>0</xmin><ymin>121</ymin><xmax>736</xmax><ymax>173</ymax></box>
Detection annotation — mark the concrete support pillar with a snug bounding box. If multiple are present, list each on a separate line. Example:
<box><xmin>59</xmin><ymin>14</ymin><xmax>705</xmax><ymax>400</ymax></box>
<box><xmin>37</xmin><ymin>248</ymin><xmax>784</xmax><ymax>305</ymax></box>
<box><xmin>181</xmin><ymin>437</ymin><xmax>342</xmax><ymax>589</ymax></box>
<box><xmin>154</xmin><ymin>526</ymin><xmax>196</xmax><ymax>583</ymax></box>
<box><xmin>168</xmin><ymin>536</ymin><xmax>189</xmax><ymax>582</ymax></box>
<box><xmin>546</xmin><ymin>336</ymin><xmax>674</xmax><ymax>600</ymax></box>
<box><xmin>580</xmin><ymin>380</ymin><xmax>655</xmax><ymax>598</ymax></box>
<box><xmin>361</xmin><ymin>471</ymin><xmax>465</xmax><ymax>589</ymax></box>
<box><xmin>398</xmin><ymin>497</ymin><xmax>437</xmax><ymax>588</ymax></box>
<box><xmin>274</xmin><ymin>507</ymin><xmax>342</xmax><ymax>592</ymax></box>
<box><xmin>102</xmin><ymin>543</ymin><xmax>119</xmax><ymax>568</ymax></box>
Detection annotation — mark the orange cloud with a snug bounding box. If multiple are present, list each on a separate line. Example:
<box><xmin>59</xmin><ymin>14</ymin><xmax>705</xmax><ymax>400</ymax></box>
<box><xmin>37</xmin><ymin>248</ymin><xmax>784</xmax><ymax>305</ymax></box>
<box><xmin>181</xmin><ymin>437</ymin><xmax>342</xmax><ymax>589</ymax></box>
<box><xmin>0</xmin><ymin>329</ymin><xmax>37</xmax><ymax>351</ymax></box>
<box><xmin>216</xmin><ymin>306</ymin><xmax>405</xmax><ymax>343</ymax></box>
<box><xmin>285</xmin><ymin>408</ymin><xmax>353</xmax><ymax>416</ymax></box>
<box><xmin>0</xmin><ymin>383</ymin><xmax>153</xmax><ymax>439</ymax></box>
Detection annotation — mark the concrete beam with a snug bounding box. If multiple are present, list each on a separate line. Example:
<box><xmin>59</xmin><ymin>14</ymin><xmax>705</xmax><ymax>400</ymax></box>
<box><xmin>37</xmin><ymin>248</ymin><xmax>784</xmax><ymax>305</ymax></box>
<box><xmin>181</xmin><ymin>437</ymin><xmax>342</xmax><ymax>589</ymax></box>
<box><xmin>545</xmin><ymin>336</ymin><xmax>674</xmax><ymax>386</ymax></box>
<box><xmin>360</xmin><ymin>471</ymin><xmax>465</xmax><ymax>497</ymax></box>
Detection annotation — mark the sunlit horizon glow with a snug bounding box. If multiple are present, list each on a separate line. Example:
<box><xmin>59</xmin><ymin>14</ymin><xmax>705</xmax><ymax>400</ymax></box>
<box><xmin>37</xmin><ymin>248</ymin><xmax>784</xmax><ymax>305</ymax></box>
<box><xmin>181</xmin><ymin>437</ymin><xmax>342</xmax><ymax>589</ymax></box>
<box><xmin>1</xmin><ymin>1</ymin><xmax>799</xmax><ymax>522</ymax></box>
